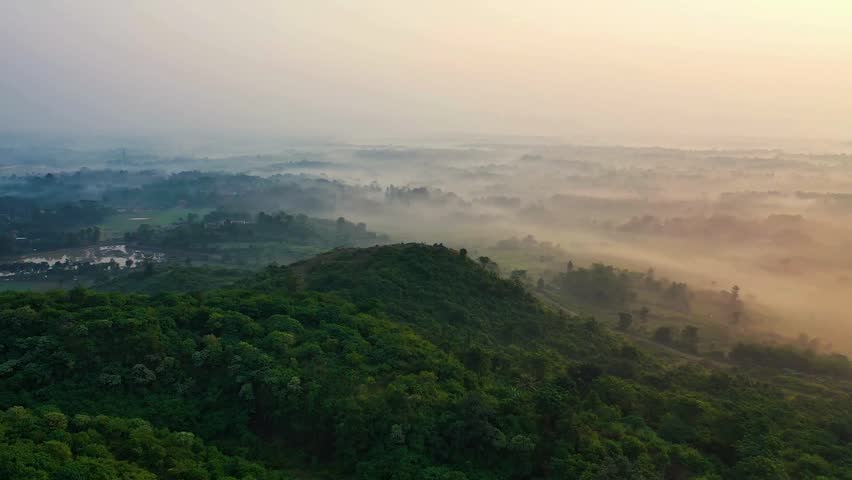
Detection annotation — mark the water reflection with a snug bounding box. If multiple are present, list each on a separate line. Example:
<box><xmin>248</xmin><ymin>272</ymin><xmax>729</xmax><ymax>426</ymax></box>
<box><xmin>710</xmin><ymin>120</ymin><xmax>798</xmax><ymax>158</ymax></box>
<box><xmin>19</xmin><ymin>244</ymin><xmax>164</xmax><ymax>267</ymax></box>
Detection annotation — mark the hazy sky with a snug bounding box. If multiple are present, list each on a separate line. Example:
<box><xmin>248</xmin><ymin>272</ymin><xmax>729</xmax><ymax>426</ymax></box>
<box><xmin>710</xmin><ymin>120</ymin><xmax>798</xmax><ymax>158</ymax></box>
<box><xmin>2</xmin><ymin>1</ymin><xmax>851</xmax><ymax>141</ymax></box>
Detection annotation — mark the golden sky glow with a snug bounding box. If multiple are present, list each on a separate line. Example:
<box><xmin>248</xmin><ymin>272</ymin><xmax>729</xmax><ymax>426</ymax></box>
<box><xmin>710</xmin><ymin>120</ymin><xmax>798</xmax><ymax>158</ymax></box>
<box><xmin>2</xmin><ymin>1</ymin><xmax>851</xmax><ymax>140</ymax></box>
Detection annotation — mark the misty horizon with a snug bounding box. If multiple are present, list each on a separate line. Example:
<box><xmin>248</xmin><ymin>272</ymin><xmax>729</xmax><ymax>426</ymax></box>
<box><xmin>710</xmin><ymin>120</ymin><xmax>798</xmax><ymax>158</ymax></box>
<box><xmin>4</xmin><ymin>3</ymin><xmax>852</xmax><ymax>478</ymax></box>
<box><xmin>3</xmin><ymin>1</ymin><xmax>852</xmax><ymax>141</ymax></box>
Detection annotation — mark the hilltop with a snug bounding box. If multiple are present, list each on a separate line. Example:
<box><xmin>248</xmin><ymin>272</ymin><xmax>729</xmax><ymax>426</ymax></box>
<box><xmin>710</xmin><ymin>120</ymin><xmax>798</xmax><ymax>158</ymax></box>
<box><xmin>0</xmin><ymin>244</ymin><xmax>848</xmax><ymax>479</ymax></box>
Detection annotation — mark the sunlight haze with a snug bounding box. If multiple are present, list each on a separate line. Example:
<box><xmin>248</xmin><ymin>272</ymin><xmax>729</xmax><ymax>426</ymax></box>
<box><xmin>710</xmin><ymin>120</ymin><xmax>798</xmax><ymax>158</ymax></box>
<box><xmin>5</xmin><ymin>3</ymin><xmax>852</xmax><ymax>478</ymax></box>
<box><xmin>3</xmin><ymin>1</ymin><xmax>851</xmax><ymax>141</ymax></box>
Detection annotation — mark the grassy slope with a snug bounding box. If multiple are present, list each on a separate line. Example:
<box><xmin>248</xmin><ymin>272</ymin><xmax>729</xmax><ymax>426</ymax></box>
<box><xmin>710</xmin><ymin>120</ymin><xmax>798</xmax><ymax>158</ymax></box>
<box><xmin>483</xmin><ymin>244</ymin><xmax>789</xmax><ymax>353</ymax></box>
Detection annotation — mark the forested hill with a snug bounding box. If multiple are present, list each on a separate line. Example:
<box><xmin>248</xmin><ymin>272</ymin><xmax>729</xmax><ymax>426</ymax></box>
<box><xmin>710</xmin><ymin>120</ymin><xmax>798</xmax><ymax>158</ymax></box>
<box><xmin>96</xmin><ymin>265</ymin><xmax>251</xmax><ymax>295</ymax></box>
<box><xmin>0</xmin><ymin>244</ymin><xmax>850</xmax><ymax>479</ymax></box>
<box><xmin>292</xmin><ymin>244</ymin><xmax>541</xmax><ymax>326</ymax></box>
<box><xmin>288</xmin><ymin>243</ymin><xmax>611</xmax><ymax>355</ymax></box>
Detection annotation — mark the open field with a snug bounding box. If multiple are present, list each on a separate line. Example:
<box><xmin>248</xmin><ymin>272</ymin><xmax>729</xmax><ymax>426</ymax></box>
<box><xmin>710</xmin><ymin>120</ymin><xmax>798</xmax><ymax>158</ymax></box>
<box><xmin>99</xmin><ymin>207</ymin><xmax>214</xmax><ymax>239</ymax></box>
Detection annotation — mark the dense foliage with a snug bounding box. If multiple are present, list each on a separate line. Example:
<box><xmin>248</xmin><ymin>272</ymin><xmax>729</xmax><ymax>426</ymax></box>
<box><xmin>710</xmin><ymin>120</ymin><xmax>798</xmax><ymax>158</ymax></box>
<box><xmin>0</xmin><ymin>244</ymin><xmax>850</xmax><ymax>479</ymax></box>
<box><xmin>95</xmin><ymin>265</ymin><xmax>251</xmax><ymax>295</ymax></box>
<box><xmin>125</xmin><ymin>210</ymin><xmax>387</xmax><ymax>253</ymax></box>
<box><xmin>553</xmin><ymin>263</ymin><xmax>632</xmax><ymax>306</ymax></box>
<box><xmin>0</xmin><ymin>407</ymin><xmax>288</xmax><ymax>480</ymax></box>
<box><xmin>0</xmin><ymin>197</ymin><xmax>108</xmax><ymax>255</ymax></box>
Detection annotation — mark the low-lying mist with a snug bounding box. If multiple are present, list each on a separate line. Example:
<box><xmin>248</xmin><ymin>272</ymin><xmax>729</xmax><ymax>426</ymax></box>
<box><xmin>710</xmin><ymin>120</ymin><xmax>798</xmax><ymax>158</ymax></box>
<box><xmin>312</xmin><ymin>141</ymin><xmax>852</xmax><ymax>352</ymax></box>
<box><xmin>4</xmin><ymin>136</ymin><xmax>852</xmax><ymax>351</ymax></box>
